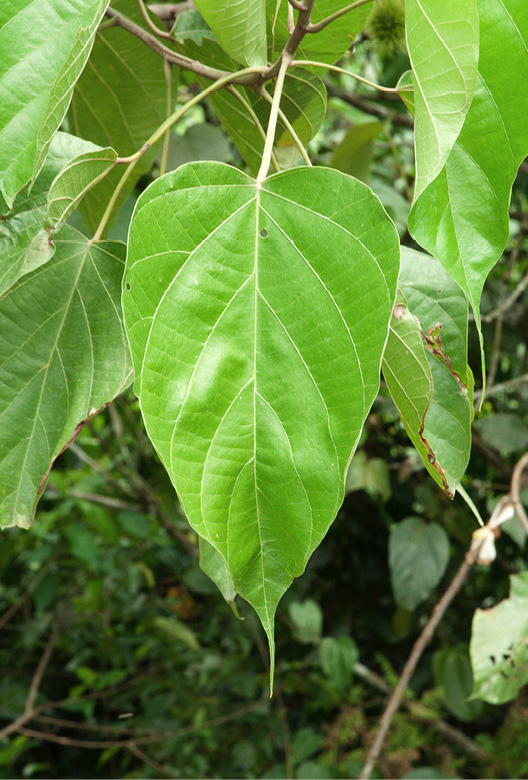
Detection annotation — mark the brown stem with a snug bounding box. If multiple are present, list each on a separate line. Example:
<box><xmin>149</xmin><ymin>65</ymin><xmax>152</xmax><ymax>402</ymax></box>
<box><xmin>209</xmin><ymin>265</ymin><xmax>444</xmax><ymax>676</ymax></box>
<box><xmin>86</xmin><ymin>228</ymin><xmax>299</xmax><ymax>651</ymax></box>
<box><xmin>261</xmin><ymin>0</ymin><xmax>316</xmax><ymax>81</ymax></box>
<box><xmin>359</xmin><ymin>537</ymin><xmax>486</xmax><ymax>779</ymax></box>
<box><xmin>104</xmin><ymin>7</ymin><xmax>259</xmax><ymax>86</ymax></box>
<box><xmin>324</xmin><ymin>81</ymin><xmax>414</xmax><ymax>128</ymax></box>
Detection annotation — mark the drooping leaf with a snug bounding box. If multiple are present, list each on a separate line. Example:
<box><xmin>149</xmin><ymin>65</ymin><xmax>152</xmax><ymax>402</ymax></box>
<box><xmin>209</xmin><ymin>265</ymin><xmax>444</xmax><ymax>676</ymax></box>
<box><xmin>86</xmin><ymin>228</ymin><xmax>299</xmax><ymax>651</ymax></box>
<box><xmin>174</xmin><ymin>15</ymin><xmax>327</xmax><ymax>174</ymax></box>
<box><xmin>0</xmin><ymin>132</ymin><xmax>103</xmax><ymax>297</ymax></box>
<box><xmin>330</xmin><ymin>121</ymin><xmax>383</xmax><ymax>183</ymax></box>
<box><xmin>389</xmin><ymin>517</ymin><xmax>450</xmax><ymax>611</ymax></box>
<box><xmin>406</xmin><ymin>0</ymin><xmax>479</xmax><ymax>200</ymax></box>
<box><xmin>476</xmin><ymin>413</ymin><xmax>528</xmax><ymax>454</ymax></box>
<box><xmin>199</xmin><ymin>536</ymin><xmax>237</xmax><ymax>607</ymax></box>
<box><xmin>71</xmin><ymin>0</ymin><xmax>178</xmax><ymax>233</ymax></box>
<box><xmin>434</xmin><ymin>645</ymin><xmax>483</xmax><ymax>722</ymax></box>
<box><xmin>123</xmin><ymin>162</ymin><xmax>400</xmax><ymax>676</ymax></box>
<box><xmin>194</xmin><ymin>0</ymin><xmax>267</xmax><ymax>66</ymax></box>
<box><xmin>0</xmin><ymin>0</ymin><xmax>109</xmax><ymax>207</ymax></box>
<box><xmin>0</xmin><ymin>225</ymin><xmax>132</xmax><ymax>529</ymax></box>
<box><xmin>289</xmin><ymin>600</ymin><xmax>323</xmax><ymax>645</ymax></box>
<box><xmin>45</xmin><ymin>146</ymin><xmax>118</xmax><ymax>234</ymax></box>
<box><xmin>383</xmin><ymin>247</ymin><xmax>473</xmax><ymax>495</ymax></box>
<box><xmin>267</xmin><ymin>0</ymin><xmax>372</xmax><ymax>66</ymax></box>
<box><xmin>471</xmin><ymin>572</ymin><xmax>528</xmax><ymax>704</ymax></box>
<box><xmin>408</xmin><ymin>0</ymin><xmax>528</xmax><ymax>329</ymax></box>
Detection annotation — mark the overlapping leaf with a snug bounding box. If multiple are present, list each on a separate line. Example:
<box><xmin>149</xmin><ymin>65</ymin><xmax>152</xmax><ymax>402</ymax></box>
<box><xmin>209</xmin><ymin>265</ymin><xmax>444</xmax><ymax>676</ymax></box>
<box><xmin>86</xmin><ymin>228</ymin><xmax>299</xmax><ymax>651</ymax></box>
<box><xmin>123</xmin><ymin>162</ymin><xmax>399</xmax><ymax>676</ymax></box>
<box><xmin>194</xmin><ymin>0</ymin><xmax>267</xmax><ymax>66</ymax></box>
<box><xmin>382</xmin><ymin>248</ymin><xmax>472</xmax><ymax>495</ymax></box>
<box><xmin>174</xmin><ymin>12</ymin><xmax>327</xmax><ymax>174</ymax></box>
<box><xmin>267</xmin><ymin>0</ymin><xmax>371</xmax><ymax>66</ymax></box>
<box><xmin>45</xmin><ymin>146</ymin><xmax>118</xmax><ymax>234</ymax></box>
<box><xmin>406</xmin><ymin>0</ymin><xmax>479</xmax><ymax>200</ymax></box>
<box><xmin>408</xmin><ymin>0</ymin><xmax>528</xmax><ymax>329</ymax></box>
<box><xmin>0</xmin><ymin>225</ymin><xmax>131</xmax><ymax>529</ymax></box>
<box><xmin>71</xmin><ymin>0</ymin><xmax>177</xmax><ymax>233</ymax></box>
<box><xmin>0</xmin><ymin>0</ymin><xmax>108</xmax><ymax>207</ymax></box>
<box><xmin>0</xmin><ymin>132</ymin><xmax>101</xmax><ymax>297</ymax></box>
<box><xmin>471</xmin><ymin>572</ymin><xmax>528</xmax><ymax>704</ymax></box>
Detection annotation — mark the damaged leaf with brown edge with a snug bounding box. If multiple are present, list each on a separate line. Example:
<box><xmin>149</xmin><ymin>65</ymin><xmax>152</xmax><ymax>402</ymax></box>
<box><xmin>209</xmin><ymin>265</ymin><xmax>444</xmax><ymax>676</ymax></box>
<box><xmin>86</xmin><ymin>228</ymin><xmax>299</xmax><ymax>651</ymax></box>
<box><xmin>382</xmin><ymin>247</ymin><xmax>472</xmax><ymax>496</ymax></box>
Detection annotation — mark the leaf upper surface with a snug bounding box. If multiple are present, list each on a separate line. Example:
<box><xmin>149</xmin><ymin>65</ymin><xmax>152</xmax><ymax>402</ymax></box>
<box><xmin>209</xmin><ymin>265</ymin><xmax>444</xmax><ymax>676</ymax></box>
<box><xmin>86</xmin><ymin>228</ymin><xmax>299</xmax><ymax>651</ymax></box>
<box><xmin>123</xmin><ymin>162</ymin><xmax>400</xmax><ymax>670</ymax></box>
<box><xmin>408</xmin><ymin>0</ymin><xmax>528</xmax><ymax>327</ymax></box>
<box><xmin>0</xmin><ymin>225</ymin><xmax>132</xmax><ymax>529</ymax></box>
<box><xmin>471</xmin><ymin>572</ymin><xmax>528</xmax><ymax>704</ymax></box>
<box><xmin>0</xmin><ymin>0</ymin><xmax>108</xmax><ymax>207</ymax></box>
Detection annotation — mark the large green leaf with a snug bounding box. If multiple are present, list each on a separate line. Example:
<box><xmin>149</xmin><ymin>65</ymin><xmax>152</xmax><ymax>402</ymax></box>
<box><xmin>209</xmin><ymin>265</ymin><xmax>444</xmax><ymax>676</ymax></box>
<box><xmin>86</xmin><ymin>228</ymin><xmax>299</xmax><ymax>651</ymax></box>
<box><xmin>389</xmin><ymin>517</ymin><xmax>450</xmax><ymax>611</ymax></box>
<box><xmin>71</xmin><ymin>0</ymin><xmax>177</xmax><ymax>233</ymax></box>
<box><xmin>0</xmin><ymin>0</ymin><xmax>108</xmax><ymax>207</ymax></box>
<box><xmin>383</xmin><ymin>248</ymin><xmax>472</xmax><ymax>495</ymax></box>
<box><xmin>408</xmin><ymin>0</ymin><xmax>528</xmax><ymax>328</ymax></box>
<box><xmin>194</xmin><ymin>0</ymin><xmax>267</xmax><ymax>66</ymax></box>
<box><xmin>174</xmin><ymin>14</ymin><xmax>327</xmax><ymax>174</ymax></box>
<box><xmin>471</xmin><ymin>572</ymin><xmax>528</xmax><ymax>704</ymax></box>
<box><xmin>45</xmin><ymin>146</ymin><xmax>118</xmax><ymax>235</ymax></box>
<box><xmin>123</xmin><ymin>162</ymin><xmax>399</xmax><ymax>674</ymax></box>
<box><xmin>406</xmin><ymin>0</ymin><xmax>479</xmax><ymax>200</ymax></box>
<box><xmin>0</xmin><ymin>132</ymin><xmax>102</xmax><ymax>297</ymax></box>
<box><xmin>267</xmin><ymin>0</ymin><xmax>371</xmax><ymax>66</ymax></box>
<box><xmin>0</xmin><ymin>225</ymin><xmax>131</xmax><ymax>529</ymax></box>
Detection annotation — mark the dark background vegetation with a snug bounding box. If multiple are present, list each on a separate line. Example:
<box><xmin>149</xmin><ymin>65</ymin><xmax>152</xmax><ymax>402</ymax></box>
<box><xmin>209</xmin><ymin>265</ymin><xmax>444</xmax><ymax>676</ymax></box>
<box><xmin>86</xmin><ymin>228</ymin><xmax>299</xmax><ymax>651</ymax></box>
<box><xmin>1</xmin><ymin>8</ymin><xmax>528</xmax><ymax>780</ymax></box>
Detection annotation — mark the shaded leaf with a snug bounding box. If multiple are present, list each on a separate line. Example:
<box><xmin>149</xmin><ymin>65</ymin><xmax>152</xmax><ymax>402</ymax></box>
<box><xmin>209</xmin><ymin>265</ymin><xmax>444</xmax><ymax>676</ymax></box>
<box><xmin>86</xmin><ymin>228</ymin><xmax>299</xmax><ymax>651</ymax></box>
<box><xmin>389</xmin><ymin>517</ymin><xmax>450</xmax><ymax>610</ymax></box>
<box><xmin>0</xmin><ymin>225</ymin><xmax>131</xmax><ymax>529</ymax></box>
<box><xmin>434</xmin><ymin>645</ymin><xmax>483</xmax><ymax>722</ymax></box>
<box><xmin>45</xmin><ymin>146</ymin><xmax>118</xmax><ymax>234</ymax></box>
<box><xmin>71</xmin><ymin>0</ymin><xmax>178</xmax><ymax>233</ymax></box>
<box><xmin>289</xmin><ymin>600</ymin><xmax>323</xmax><ymax>645</ymax></box>
<box><xmin>154</xmin><ymin>616</ymin><xmax>201</xmax><ymax>651</ymax></box>
<box><xmin>477</xmin><ymin>413</ymin><xmax>528</xmax><ymax>454</ymax></box>
<box><xmin>320</xmin><ymin>636</ymin><xmax>358</xmax><ymax>690</ymax></box>
<box><xmin>267</xmin><ymin>0</ymin><xmax>371</xmax><ymax>66</ymax></box>
<box><xmin>174</xmin><ymin>16</ymin><xmax>327</xmax><ymax>174</ymax></box>
<box><xmin>406</xmin><ymin>0</ymin><xmax>479</xmax><ymax>199</ymax></box>
<box><xmin>123</xmin><ymin>162</ymin><xmax>399</xmax><ymax>676</ymax></box>
<box><xmin>0</xmin><ymin>0</ymin><xmax>108</xmax><ymax>206</ymax></box>
<box><xmin>330</xmin><ymin>121</ymin><xmax>383</xmax><ymax>182</ymax></box>
<box><xmin>471</xmin><ymin>572</ymin><xmax>528</xmax><ymax>704</ymax></box>
<box><xmin>194</xmin><ymin>0</ymin><xmax>267</xmax><ymax>66</ymax></box>
<box><xmin>0</xmin><ymin>132</ymin><xmax>104</xmax><ymax>297</ymax></box>
<box><xmin>408</xmin><ymin>0</ymin><xmax>528</xmax><ymax>330</ymax></box>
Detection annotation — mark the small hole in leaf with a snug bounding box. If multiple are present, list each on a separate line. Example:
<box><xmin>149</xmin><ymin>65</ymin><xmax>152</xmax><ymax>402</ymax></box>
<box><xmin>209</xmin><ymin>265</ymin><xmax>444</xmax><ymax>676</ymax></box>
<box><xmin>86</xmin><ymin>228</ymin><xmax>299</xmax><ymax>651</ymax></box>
<box><xmin>126</xmin><ymin>282</ymin><xmax>131</xmax><ymax>291</ymax></box>
<box><xmin>260</xmin><ymin>228</ymin><xmax>268</xmax><ymax>238</ymax></box>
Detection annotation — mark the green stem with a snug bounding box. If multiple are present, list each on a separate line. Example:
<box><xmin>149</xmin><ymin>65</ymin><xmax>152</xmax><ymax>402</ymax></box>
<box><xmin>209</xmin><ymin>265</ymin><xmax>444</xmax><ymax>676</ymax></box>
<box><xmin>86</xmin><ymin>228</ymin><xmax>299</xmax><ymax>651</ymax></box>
<box><xmin>257</xmin><ymin>54</ymin><xmax>293</xmax><ymax>183</ymax></box>
<box><xmin>136</xmin><ymin>0</ymin><xmax>172</xmax><ymax>38</ymax></box>
<box><xmin>293</xmin><ymin>60</ymin><xmax>398</xmax><ymax>93</ymax></box>
<box><xmin>308</xmin><ymin>0</ymin><xmax>374</xmax><ymax>33</ymax></box>
<box><xmin>226</xmin><ymin>86</ymin><xmax>280</xmax><ymax>174</ymax></box>
<box><xmin>160</xmin><ymin>61</ymin><xmax>173</xmax><ymax>177</ymax></box>
<box><xmin>258</xmin><ymin>86</ymin><xmax>312</xmax><ymax>167</ymax></box>
<box><xmin>91</xmin><ymin>65</ymin><xmax>262</xmax><ymax>241</ymax></box>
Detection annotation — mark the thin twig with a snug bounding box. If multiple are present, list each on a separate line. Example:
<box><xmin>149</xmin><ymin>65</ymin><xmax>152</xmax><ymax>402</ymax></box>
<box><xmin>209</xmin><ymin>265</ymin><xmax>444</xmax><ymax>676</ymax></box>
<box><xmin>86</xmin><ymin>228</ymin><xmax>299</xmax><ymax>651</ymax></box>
<box><xmin>473</xmin><ymin>372</ymin><xmax>528</xmax><ymax>402</ymax></box>
<box><xmin>511</xmin><ymin>452</ymin><xmax>528</xmax><ymax>536</ymax></box>
<box><xmin>147</xmin><ymin>2</ymin><xmax>194</xmax><ymax>23</ymax></box>
<box><xmin>294</xmin><ymin>60</ymin><xmax>397</xmax><ymax>93</ymax></box>
<box><xmin>353</xmin><ymin>662</ymin><xmax>486</xmax><ymax>759</ymax></box>
<box><xmin>129</xmin><ymin>745</ymin><xmax>172</xmax><ymax>777</ymax></box>
<box><xmin>25</xmin><ymin>630</ymin><xmax>60</xmax><ymax>715</ymax></box>
<box><xmin>359</xmin><ymin>534</ymin><xmax>488</xmax><ymax>779</ymax></box>
<box><xmin>137</xmin><ymin>0</ymin><xmax>172</xmax><ymax>39</ymax></box>
<box><xmin>258</xmin><ymin>85</ymin><xmax>312</xmax><ymax>167</ymax></box>
<box><xmin>261</xmin><ymin>0</ymin><xmax>316</xmax><ymax>81</ymax></box>
<box><xmin>482</xmin><ymin>265</ymin><xmax>528</xmax><ymax>323</ymax></box>
<box><xmin>324</xmin><ymin>81</ymin><xmax>414</xmax><ymax>128</ymax></box>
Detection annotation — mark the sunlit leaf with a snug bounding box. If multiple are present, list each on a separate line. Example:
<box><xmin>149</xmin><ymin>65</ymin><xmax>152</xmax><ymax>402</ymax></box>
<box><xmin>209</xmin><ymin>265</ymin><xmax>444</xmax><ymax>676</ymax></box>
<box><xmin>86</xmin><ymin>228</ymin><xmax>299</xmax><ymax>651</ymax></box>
<box><xmin>0</xmin><ymin>0</ymin><xmax>108</xmax><ymax>206</ymax></box>
<box><xmin>123</xmin><ymin>162</ymin><xmax>399</xmax><ymax>677</ymax></box>
<box><xmin>408</xmin><ymin>0</ymin><xmax>528</xmax><ymax>330</ymax></box>
<box><xmin>471</xmin><ymin>572</ymin><xmax>528</xmax><ymax>704</ymax></box>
